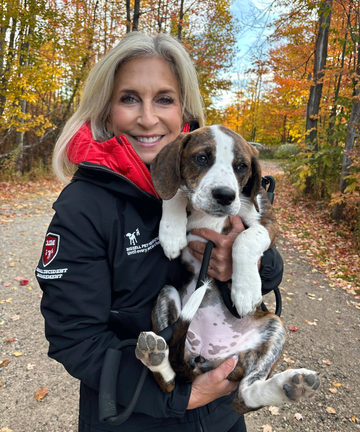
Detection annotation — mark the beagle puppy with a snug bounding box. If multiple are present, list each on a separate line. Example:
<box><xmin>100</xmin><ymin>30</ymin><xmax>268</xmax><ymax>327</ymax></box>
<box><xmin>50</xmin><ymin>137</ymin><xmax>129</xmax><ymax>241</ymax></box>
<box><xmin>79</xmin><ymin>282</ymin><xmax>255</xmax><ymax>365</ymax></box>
<box><xmin>135</xmin><ymin>125</ymin><xmax>319</xmax><ymax>415</ymax></box>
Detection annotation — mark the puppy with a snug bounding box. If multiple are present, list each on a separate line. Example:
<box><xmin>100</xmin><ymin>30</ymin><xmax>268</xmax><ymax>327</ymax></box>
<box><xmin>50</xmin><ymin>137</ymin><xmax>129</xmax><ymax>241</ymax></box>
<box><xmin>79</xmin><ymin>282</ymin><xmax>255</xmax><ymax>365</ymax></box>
<box><xmin>135</xmin><ymin>125</ymin><xmax>320</xmax><ymax>415</ymax></box>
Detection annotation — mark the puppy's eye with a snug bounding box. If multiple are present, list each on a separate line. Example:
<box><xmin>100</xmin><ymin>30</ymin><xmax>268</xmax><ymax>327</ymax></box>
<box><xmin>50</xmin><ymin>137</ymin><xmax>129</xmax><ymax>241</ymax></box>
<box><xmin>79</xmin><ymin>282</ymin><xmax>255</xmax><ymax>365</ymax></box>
<box><xmin>196</xmin><ymin>155</ymin><xmax>208</xmax><ymax>165</ymax></box>
<box><xmin>237</xmin><ymin>163</ymin><xmax>248</xmax><ymax>172</ymax></box>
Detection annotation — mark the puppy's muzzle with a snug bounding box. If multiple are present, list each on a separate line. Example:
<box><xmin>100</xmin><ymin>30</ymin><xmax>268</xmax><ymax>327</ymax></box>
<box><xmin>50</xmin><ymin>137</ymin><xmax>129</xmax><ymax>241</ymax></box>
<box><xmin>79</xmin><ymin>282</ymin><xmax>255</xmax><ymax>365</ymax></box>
<box><xmin>212</xmin><ymin>187</ymin><xmax>236</xmax><ymax>207</ymax></box>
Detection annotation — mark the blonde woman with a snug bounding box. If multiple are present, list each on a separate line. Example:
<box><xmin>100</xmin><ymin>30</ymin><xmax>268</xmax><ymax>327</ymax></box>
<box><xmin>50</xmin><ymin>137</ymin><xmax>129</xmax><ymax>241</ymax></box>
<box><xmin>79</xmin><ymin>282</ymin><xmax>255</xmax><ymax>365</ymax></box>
<box><xmin>37</xmin><ymin>32</ymin><xmax>283</xmax><ymax>432</ymax></box>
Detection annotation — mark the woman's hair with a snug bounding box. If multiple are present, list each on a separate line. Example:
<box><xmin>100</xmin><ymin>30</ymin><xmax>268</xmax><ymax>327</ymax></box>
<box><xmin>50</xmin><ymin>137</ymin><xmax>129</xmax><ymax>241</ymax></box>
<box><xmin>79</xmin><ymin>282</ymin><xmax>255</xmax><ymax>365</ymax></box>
<box><xmin>53</xmin><ymin>32</ymin><xmax>205</xmax><ymax>183</ymax></box>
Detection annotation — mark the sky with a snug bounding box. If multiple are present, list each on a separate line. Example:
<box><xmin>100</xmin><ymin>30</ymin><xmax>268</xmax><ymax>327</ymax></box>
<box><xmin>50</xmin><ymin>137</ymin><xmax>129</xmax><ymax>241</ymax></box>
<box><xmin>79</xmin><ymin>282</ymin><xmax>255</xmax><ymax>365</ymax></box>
<box><xmin>213</xmin><ymin>0</ymin><xmax>276</xmax><ymax>108</ymax></box>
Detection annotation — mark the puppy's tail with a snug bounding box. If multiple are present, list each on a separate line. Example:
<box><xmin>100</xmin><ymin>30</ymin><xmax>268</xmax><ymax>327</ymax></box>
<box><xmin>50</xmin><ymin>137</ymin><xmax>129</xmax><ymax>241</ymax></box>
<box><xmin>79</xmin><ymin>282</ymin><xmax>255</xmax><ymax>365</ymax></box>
<box><xmin>179</xmin><ymin>279</ymin><xmax>211</xmax><ymax>323</ymax></box>
<box><xmin>168</xmin><ymin>280</ymin><xmax>211</xmax><ymax>371</ymax></box>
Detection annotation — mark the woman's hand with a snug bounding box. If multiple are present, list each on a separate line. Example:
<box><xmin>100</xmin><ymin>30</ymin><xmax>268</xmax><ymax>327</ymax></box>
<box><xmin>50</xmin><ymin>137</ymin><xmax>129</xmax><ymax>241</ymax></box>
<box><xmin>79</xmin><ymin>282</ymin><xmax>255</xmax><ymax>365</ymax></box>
<box><xmin>187</xmin><ymin>356</ymin><xmax>238</xmax><ymax>410</ymax></box>
<box><xmin>187</xmin><ymin>216</ymin><xmax>245</xmax><ymax>281</ymax></box>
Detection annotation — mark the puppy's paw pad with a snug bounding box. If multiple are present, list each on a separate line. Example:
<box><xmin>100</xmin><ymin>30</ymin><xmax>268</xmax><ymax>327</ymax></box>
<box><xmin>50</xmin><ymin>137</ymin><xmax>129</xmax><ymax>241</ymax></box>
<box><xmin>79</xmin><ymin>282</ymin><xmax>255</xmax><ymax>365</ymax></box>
<box><xmin>135</xmin><ymin>331</ymin><xmax>168</xmax><ymax>368</ymax></box>
<box><xmin>283</xmin><ymin>370</ymin><xmax>320</xmax><ymax>402</ymax></box>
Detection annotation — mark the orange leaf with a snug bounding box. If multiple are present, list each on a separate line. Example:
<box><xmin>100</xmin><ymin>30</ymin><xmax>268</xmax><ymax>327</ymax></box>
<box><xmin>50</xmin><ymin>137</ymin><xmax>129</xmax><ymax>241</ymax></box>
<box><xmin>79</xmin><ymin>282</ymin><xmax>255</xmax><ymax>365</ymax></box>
<box><xmin>0</xmin><ymin>359</ymin><xmax>10</xmax><ymax>368</ymax></box>
<box><xmin>332</xmin><ymin>381</ymin><xmax>342</xmax><ymax>387</ymax></box>
<box><xmin>34</xmin><ymin>387</ymin><xmax>49</xmax><ymax>402</ymax></box>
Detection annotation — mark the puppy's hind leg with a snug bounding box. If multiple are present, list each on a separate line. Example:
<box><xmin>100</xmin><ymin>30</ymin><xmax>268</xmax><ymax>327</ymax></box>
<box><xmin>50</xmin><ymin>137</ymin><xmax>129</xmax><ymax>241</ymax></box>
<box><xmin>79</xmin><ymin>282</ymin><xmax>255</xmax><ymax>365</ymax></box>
<box><xmin>232</xmin><ymin>315</ymin><xmax>286</xmax><ymax>414</ymax></box>
<box><xmin>233</xmin><ymin>316</ymin><xmax>320</xmax><ymax>414</ymax></box>
<box><xmin>135</xmin><ymin>285</ymin><xmax>181</xmax><ymax>393</ymax></box>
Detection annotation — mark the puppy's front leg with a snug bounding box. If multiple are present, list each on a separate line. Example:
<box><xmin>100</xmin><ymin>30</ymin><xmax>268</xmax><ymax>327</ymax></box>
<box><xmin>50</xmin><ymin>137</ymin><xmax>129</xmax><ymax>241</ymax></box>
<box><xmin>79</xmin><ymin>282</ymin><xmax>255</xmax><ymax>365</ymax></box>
<box><xmin>231</xmin><ymin>224</ymin><xmax>271</xmax><ymax>317</ymax></box>
<box><xmin>159</xmin><ymin>189</ymin><xmax>188</xmax><ymax>259</ymax></box>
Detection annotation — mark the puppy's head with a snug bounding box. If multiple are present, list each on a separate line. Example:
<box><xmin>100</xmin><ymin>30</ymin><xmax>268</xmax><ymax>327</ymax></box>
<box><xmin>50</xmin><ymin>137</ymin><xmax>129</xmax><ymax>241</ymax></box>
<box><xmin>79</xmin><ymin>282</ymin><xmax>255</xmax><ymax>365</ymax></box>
<box><xmin>151</xmin><ymin>125</ymin><xmax>262</xmax><ymax>216</ymax></box>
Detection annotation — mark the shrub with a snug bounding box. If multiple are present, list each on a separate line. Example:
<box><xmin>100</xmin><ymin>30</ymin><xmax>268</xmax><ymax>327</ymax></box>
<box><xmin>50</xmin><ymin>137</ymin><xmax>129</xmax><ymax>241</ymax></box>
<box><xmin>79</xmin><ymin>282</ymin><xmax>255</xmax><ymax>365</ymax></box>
<box><xmin>274</xmin><ymin>143</ymin><xmax>299</xmax><ymax>159</ymax></box>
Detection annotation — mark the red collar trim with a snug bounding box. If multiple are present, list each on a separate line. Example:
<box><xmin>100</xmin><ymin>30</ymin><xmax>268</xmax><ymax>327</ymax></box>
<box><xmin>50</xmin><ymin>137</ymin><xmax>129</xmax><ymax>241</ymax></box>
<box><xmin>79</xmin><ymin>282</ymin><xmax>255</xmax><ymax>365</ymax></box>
<box><xmin>67</xmin><ymin>122</ymin><xmax>190</xmax><ymax>197</ymax></box>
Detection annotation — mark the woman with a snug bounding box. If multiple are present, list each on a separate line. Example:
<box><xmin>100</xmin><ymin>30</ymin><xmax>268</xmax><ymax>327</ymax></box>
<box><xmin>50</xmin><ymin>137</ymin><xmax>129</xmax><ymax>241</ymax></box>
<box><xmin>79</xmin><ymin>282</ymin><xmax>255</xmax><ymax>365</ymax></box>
<box><xmin>36</xmin><ymin>32</ymin><xmax>283</xmax><ymax>432</ymax></box>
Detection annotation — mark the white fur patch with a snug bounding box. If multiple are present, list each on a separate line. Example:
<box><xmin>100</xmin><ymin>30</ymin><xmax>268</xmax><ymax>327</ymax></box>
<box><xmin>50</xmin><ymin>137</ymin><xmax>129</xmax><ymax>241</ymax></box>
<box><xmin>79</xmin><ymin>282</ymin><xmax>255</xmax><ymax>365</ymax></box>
<box><xmin>159</xmin><ymin>189</ymin><xmax>188</xmax><ymax>259</ymax></box>
<box><xmin>191</xmin><ymin>126</ymin><xmax>240</xmax><ymax>216</ymax></box>
<box><xmin>180</xmin><ymin>281</ymin><xmax>211</xmax><ymax>322</ymax></box>
<box><xmin>231</xmin><ymin>223</ymin><xmax>271</xmax><ymax>317</ymax></box>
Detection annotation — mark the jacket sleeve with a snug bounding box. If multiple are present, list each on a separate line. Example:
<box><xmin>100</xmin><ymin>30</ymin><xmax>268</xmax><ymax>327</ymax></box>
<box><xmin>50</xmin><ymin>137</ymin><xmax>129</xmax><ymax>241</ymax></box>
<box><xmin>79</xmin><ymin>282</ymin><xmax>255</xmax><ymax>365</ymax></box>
<box><xmin>36</xmin><ymin>184</ymin><xmax>191</xmax><ymax>419</ymax></box>
<box><xmin>260</xmin><ymin>246</ymin><xmax>284</xmax><ymax>294</ymax></box>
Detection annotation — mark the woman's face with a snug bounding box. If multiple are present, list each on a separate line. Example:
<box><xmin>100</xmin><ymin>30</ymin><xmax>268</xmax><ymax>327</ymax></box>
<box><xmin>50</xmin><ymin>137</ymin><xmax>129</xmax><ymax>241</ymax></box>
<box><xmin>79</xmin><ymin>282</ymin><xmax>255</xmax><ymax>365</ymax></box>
<box><xmin>107</xmin><ymin>56</ymin><xmax>183</xmax><ymax>166</ymax></box>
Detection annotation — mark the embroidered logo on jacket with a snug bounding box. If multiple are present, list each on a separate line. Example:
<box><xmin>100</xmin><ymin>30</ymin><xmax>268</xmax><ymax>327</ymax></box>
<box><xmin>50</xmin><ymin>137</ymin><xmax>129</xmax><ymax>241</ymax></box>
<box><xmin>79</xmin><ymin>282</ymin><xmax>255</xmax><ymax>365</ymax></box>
<box><xmin>126</xmin><ymin>228</ymin><xmax>140</xmax><ymax>245</ymax></box>
<box><xmin>125</xmin><ymin>229</ymin><xmax>160</xmax><ymax>256</ymax></box>
<box><xmin>43</xmin><ymin>232</ymin><xmax>60</xmax><ymax>267</ymax></box>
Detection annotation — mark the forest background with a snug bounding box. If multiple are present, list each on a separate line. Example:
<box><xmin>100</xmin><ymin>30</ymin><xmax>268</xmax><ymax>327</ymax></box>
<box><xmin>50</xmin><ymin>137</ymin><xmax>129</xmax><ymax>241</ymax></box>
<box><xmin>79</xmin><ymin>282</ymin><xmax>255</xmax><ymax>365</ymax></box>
<box><xmin>0</xmin><ymin>0</ymin><xmax>360</xmax><ymax>251</ymax></box>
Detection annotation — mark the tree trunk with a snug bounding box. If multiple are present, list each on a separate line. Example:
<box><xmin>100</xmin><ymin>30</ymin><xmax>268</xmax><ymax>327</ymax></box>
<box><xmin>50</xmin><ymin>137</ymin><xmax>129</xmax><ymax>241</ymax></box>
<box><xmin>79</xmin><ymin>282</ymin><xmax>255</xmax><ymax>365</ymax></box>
<box><xmin>132</xmin><ymin>0</ymin><xmax>140</xmax><ymax>31</ymax></box>
<box><xmin>332</xmin><ymin>19</ymin><xmax>360</xmax><ymax>220</ymax></box>
<box><xmin>126</xmin><ymin>0</ymin><xmax>131</xmax><ymax>33</ymax></box>
<box><xmin>178</xmin><ymin>0</ymin><xmax>184</xmax><ymax>41</ymax></box>
<box><xmin>305</xmin><ymin>0</ymin><xmax>333</xmax><ymax>147</ymax></box>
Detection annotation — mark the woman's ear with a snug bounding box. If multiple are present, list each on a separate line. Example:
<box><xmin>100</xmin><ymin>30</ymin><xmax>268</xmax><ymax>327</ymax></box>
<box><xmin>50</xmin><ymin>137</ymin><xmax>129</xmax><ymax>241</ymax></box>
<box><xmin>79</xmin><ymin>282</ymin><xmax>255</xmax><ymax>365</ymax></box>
<box><xmin>151</xmin><ymin>133</ymin><xmax>191</xmax><ymax>200</ymax></box>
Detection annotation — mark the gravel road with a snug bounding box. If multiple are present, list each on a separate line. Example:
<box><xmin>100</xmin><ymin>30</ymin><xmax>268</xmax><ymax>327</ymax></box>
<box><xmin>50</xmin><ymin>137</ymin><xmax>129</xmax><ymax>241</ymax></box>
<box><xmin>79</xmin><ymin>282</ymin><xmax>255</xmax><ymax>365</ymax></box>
<box><xmin>0</xmin><ymin>166</ymin><xmax>359</xmax><ymax>432</ymax></box>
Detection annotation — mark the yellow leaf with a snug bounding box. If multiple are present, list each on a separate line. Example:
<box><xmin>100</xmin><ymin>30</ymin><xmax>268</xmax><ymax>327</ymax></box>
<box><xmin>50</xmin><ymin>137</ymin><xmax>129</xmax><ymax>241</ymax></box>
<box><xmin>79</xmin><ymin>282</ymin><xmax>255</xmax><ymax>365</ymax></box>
<box><xmin>12</xmin><ymin>352</ymin><xmax>22</xmax><ymax>357</ymax></box>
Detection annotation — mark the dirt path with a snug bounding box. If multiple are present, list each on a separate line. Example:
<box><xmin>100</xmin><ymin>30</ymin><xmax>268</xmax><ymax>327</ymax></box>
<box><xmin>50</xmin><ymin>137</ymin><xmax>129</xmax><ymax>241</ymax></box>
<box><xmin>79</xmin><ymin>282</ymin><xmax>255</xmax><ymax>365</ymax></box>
<box><xmin>0</xmin><ymin>165</ymin><xmax>359</xmax><ymax>432</ymax></box>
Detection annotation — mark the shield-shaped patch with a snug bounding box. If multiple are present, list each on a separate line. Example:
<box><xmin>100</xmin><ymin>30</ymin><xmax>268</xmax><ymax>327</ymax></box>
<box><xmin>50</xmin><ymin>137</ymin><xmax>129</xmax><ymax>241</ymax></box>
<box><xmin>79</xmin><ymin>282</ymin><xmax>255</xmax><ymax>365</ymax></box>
<box><xmin>43</xmin><ymin>232</ymin><xmax>60</xmax><ymax>267</ymax></box>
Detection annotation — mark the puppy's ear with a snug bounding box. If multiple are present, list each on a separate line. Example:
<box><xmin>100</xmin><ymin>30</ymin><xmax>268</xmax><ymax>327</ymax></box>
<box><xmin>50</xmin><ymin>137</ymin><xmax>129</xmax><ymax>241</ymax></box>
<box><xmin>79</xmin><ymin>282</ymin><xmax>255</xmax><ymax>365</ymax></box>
<box><xmin>150</xmin><ymin>133</ymin><xmax>191</xmax><ymax>200</ymax></box>
<box><xmin>243</xmin><ymin>156</ymin><xmax>262</xmax><ymax>212</ymax></box>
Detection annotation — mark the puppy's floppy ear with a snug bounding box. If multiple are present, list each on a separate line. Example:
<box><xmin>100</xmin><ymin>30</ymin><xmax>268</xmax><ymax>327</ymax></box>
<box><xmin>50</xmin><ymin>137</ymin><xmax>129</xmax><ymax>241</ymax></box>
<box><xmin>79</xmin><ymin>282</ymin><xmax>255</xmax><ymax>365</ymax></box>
<box><xmin>150</xmin><ymin>133</ymin><xmax>191</xmax><ymax>200</ymax></box>
<box><xmin>242</xmin><ymin>156</ymin><xmax>262</xmax><ymax>212</ymax></box>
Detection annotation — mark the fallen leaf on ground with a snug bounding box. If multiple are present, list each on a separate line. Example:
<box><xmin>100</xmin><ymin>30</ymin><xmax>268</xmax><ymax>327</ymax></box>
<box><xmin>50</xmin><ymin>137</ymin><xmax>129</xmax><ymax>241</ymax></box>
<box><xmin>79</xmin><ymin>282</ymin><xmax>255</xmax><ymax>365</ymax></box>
<box><xmin>34</xmin><ymin>387</ymin><xmax>49</xmax><ymax>401</ymax></box>
<box><xmin>26</xmin><ymin>363</ymin><xmax>36</xmax><ymax>370</ymax></box>
<box><xmin>332</xmin><ymin>381</ymin><xmax>342</xmax><ymax>387</ymax></box>
<box><xmin>0</xmin><ymin>360</ymin><xmax>10</xmax><ymax>367</ymax></box>
<box><xmin>329</xmin><ymin>388</ymin><xmax>338</xmax><ymax>394</ymax></box>
<box><xmin>289</xmin><ymin>326</ymin><xmax>299</xmax><ymax>331</ymax></box>
<box><xmin>268</xmin><ymin>406</ymin><xmax>280</xmax><ymax>415</ymax></box>
<box><xmin>326</xmin><ymin>407</ymin><xmax>336</xmax><ymax>414</ymax></box>
<box><xmin>6</xmin><ymin>338</ymin><xmax>15</xmax><ymax>343</ymax></box>
<box><xmin>283</xmin><ymin>356</ymin><xmax>295</xmax><ymax>363</ymax></box>
<box><xmin>261</xmin><ymin>425</ymin><xmax>272</xmax><ymax>432</ymax></box>
<box><xmin>13</xmin><ymin>276</ymin><xmax>25</xmax><ymax>281</ymax></box>
<box><xmin>11</xmin><ymin>315</ymin><xmax>20</xmax><ymax>321</ymax></box>
<box><xmin>294</xmin><ymin>413</ymin><xmax>303</xmax><ymax>421</ymax></box>
<box><xmin>0</xmin><ymin>428</ymin><xmax>14</xmax><ymax>432</ymax></box>
<box><xmin>12</xmin><ymin>352</ymin><xmax>22</xmax><ymax>357</ymax></box>
<box><xmin>2</xmin><ymin>283</ymin><xmax>11</xmax><ymax>287</ymax></box>
<box><xmin>20</xmin><ymin>280</ymin><xmax>29</xmax><ymax>286</ymax></box>
<box><xmin>322</xmin><ymin>359</ymin><xmax>332</xmax><ymax>365</ymax></box>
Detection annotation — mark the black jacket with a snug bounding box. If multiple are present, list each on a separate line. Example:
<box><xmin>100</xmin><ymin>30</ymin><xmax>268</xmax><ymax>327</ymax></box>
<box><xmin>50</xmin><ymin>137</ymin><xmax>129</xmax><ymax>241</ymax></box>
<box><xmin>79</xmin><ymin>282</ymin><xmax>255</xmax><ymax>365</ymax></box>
<box><xmin>36</xmin><ymin>129</ymin><xmax>283</xmax><ymax>432</ymax></box>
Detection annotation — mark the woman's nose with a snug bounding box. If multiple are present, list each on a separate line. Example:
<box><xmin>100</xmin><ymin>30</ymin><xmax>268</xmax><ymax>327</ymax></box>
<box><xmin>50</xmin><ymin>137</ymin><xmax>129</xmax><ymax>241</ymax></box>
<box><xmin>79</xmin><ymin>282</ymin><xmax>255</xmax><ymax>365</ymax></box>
<box><xmin>137</xmin><ymin>101</ymin><xmax>159</xmax><ymax>128</ymax></box>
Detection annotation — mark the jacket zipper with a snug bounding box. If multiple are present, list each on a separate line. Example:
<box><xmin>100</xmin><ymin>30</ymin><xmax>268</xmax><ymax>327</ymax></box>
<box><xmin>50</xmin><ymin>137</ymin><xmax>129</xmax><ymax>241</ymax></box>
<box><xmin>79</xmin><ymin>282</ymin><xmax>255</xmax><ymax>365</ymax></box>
<box><xmin>116</xmin><ymin>135</ymin><xmax>158</xmax><ymax>197</ymax></box>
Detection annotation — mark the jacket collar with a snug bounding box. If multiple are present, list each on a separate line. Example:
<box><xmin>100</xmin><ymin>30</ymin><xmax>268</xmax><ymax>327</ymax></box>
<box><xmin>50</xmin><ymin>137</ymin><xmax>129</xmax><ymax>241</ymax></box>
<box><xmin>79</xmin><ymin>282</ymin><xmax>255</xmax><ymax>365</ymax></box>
<box><xmin>67</xmin><ymin>123</ymin><xmax>158</xmax><ymax>197</ymax></box>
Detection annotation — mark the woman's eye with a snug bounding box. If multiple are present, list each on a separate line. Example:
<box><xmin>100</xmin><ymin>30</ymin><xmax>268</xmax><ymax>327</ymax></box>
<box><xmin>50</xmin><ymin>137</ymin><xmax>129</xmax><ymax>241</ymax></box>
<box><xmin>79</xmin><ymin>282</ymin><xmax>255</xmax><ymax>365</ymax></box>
<box><xmin>237</xmin><ymin>163</ymin><xmax>248</xmax><ymax>172</ymax></box>
<box><xmin>196</xmin><ymin>155</ymin><xmax>208</xmax><ymax>165</ymax></box>
<box><xmin>120</xmin><ymin>95</ymin><xmax>136</xmax><ymax>103</ymax></box>
<box><xmin>157</xmin><ymin>96</ymin><xmax>174</xmax><ymax>105</ymax></box>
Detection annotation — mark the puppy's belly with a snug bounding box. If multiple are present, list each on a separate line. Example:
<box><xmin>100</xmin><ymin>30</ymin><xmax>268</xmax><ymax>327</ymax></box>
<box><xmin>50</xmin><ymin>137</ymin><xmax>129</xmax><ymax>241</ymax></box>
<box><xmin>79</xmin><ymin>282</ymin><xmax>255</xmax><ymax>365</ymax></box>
<box><xmin>185</xmin><ymin>305</ymin><xmax>263</xmax><ymax>361</ymax></box>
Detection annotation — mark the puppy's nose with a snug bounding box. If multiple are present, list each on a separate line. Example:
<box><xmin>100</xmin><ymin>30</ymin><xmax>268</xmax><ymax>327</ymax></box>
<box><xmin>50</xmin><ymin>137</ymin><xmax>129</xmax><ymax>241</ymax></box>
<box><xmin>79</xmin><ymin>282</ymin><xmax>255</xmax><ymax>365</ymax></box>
<box><xmin>212</xmin><ymin>187</ymin><xmax>236</xmax><ymax>206</ymax></box>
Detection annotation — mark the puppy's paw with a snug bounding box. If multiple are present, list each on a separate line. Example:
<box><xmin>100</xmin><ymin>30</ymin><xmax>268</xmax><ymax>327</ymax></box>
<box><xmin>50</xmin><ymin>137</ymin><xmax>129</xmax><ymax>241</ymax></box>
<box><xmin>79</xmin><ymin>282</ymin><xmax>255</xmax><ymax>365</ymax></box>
<box><xmin>159</xmin><ymin>231</ymin><xmax>187</xmax><ymax>260</ymax></box>
<box><xmin>283</xmin><ymin>369</ymin><xmax>320</xmax><ymax>402</ymax></box>
<box><xmin>231</xmin><ymin>266</ymin><xmax>262</xmax><ymax>317</ymax></box>
<box><xmin>230</xmin><ymin>283</ymin><xmax>262</xmax><ymax>318</ymax></box>
<box><xmin>135</xmin><ymin>331</ymin><xmax>168</xmax><ymax>370</ymax></box>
